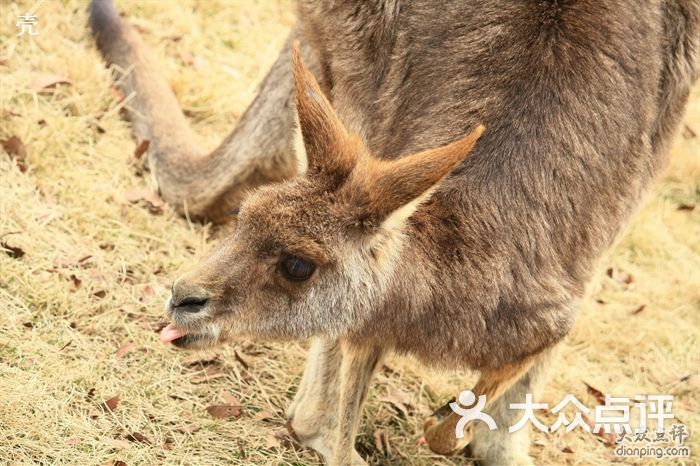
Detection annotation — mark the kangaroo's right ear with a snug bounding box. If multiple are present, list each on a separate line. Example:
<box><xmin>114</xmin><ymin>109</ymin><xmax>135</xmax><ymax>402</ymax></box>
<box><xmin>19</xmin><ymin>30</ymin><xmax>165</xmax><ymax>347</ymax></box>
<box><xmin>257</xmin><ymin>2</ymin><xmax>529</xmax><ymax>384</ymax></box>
<box><xmin>292</xmin><ymin>42</ymin><xmax>358</xmax><ymax>180</ymax></box>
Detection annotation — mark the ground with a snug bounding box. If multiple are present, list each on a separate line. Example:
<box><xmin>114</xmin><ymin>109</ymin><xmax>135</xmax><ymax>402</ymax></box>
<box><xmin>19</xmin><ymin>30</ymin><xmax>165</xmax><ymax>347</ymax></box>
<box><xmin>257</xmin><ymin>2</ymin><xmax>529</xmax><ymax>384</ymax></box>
<box><xmin>1</xmin><ymin>1</ymin><xmax>699</xmax><ymax>465</ymax></box>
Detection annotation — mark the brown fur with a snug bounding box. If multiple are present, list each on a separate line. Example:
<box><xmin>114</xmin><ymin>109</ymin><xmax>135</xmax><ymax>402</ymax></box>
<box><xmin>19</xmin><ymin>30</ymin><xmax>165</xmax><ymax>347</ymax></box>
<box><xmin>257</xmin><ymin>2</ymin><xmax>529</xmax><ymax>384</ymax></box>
<box><xmin>90</xmin><ymin>0</ymin><xmax>699</xmax><ymax>464</ymax></box>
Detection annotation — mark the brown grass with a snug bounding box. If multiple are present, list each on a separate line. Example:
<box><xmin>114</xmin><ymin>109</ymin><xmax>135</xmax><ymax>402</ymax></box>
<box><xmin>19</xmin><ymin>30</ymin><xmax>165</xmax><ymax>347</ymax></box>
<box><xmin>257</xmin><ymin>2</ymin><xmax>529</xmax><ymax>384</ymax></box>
<box><xmin>1</xmin><ymin>1</ymin><xmax>698</xmax><ymax>465</ymax></box>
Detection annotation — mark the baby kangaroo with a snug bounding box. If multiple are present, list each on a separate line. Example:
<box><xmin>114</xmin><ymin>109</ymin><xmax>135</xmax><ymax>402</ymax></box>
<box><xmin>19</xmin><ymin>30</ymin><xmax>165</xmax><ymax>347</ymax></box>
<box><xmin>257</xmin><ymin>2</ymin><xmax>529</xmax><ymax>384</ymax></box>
<box><xmin>90</xmin><ymin>0</ymin><xmax>699</xmax><ymax>464</ymax></box>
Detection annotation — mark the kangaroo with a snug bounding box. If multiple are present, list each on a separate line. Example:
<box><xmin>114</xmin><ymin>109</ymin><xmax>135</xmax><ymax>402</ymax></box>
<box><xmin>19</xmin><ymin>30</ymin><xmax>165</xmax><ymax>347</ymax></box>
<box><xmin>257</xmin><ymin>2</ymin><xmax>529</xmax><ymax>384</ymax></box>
<box><xmin>90</xmin><ymin>0</ymin><xmax>699</xmax><ymax>464</ymax></box>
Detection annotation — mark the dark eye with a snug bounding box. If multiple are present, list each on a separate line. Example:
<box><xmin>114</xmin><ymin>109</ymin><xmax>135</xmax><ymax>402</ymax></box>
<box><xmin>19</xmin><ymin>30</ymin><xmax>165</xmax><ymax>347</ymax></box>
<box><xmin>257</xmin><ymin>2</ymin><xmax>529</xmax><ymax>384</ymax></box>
<box><xmin>279</xmin><ymin>256</ymin><xmax>316</xmax><ymax>282</ymax></box>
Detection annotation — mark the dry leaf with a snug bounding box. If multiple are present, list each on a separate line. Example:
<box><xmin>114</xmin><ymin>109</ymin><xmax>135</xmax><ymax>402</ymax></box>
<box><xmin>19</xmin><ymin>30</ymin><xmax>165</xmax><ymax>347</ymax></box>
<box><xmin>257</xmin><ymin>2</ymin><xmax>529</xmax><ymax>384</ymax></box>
<box><xmin>206</xmin><ymin>404</ymin><xmax>242</xmax><ymax>419</ymax></box>
<box><xmin>382</xmin><ymin>389</ymin><xmax>412</xmax><ymax>418</ymax></box>
<box><xmin>233</xmin><ymin>350</ymin><xmax>250</xmax><ymax>370</ymax></box>
<box><xmin>677</xmin><ymin>203</ymin><xmax>695</xmax><ymax>211</ymax></box>
<box><xmin>582</xmin><ymin>414</ymin><xmax>616</xmax><ymax>447</ymax></box>
<box><xmin>30</xmin><ymin>73</ymin><xmax>72</xmax><ymax>92</ymax></box>
<box><xmin>125</xmin><ymin>432</ymin><xmax>152</xmax><ymax>444</ymax></box>
<box><xmin>133</xmin><ymin>140</ymin><xmax>149</xmax><ymax>159</ymax></box>
<box><xmin>562</xmin><ymin>446</ymin><xmax>574</xmax><ymax>453</ymax></box>
<box><xmin>104</xmin><ymin>439</ymin><xmax>131</xmax><ymax>450</ymax></box>
<box><xmin>222</xmin><ymin>393</ymin><xmax>240</xmax><ymax>405</ymax></box>
<box><xmin>69</xmin><ymin>274</ymin><xmax>82</xmax><ymax>289</ymax></box>
<box><xmin>124</xmin><ymin>188</ymin><xmax>164</xmax><ymax>215</ymax></box>
<box><xmin>631</xmin><ymin>304</ymin><xmax>646</xmax><ymax>315</ymax></box>
<box><xmin>176</xmin><ymin>423</ymin><xmax>200</xmax><ymax>434</ymax></box>
<box><xmin>116</xmin><ymin>341</ymin><xmax>136</xmax><ymax>359</ymax></box>
<box><xmin>53</xmin><ymin>255</ymin><xmax>92</xmax><ymax>269</ymax></box>
<box><xmin>102</xmin><ymin>394</ymin><xmax>120</xmax><ymax>412</ymax></box>
<box><xmin>682</xmin><ymin>124</ymin><xmax>697</xmax><ymax>139</ymax></box>
<box><xmin>373</xmin><ymin>428</ymin><xmax>390</xmax><ymax>456</ymax></box>
<box><xmin>1</xmin><ymin>136</ymin><xmax>28</xmax><ymax>172</ymax></box>
<box><xmin>190</xmin><ymin>366</ymin><xmax>224</xmax><ymax>384</ymax></box>
<box><xmin>1</xmin><ymin>241</ymin><xmax>25</xmax><ymax>259</ymax></box>
<box><xmin>93</xmin><ymin>290</ymin><xmax>108</xmax><ymax>299</ymax></box>
<box><xmin>179</xmin><ymin>49</ymin><xmax>194</xmax><ymax>65</ymax></box>
<box><xmin>584</xmin><ymin>382</ymin><xmax>606</xmax><ymax>405</ymax></box>
<box><xmin>58</xmin><ymin>340</ymin><xmax>72</xmax><ymax>351</ymax></box>
<box><xmin>254</xmin><ymin>410</ymin><xmax>274</xmax><ymax>422</ymax></box>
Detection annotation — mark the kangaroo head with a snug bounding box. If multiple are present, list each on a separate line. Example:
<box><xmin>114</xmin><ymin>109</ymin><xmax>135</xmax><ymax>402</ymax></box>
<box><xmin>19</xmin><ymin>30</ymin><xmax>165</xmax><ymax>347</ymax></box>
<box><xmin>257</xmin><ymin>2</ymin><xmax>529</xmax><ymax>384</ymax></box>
<box><xmin>160</xmin><ymin>44</ymin><xmax>484</xmax><ymax>349</ymax></box>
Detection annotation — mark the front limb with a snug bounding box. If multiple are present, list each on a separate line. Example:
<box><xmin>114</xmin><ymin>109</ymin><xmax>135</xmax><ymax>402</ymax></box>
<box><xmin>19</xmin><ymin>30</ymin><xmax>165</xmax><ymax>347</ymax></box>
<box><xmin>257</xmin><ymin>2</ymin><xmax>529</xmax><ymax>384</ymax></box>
<box><xmin>287</xmin><ymin>339</ymin><xmax>384</xmax><ymax>465</ymax></box>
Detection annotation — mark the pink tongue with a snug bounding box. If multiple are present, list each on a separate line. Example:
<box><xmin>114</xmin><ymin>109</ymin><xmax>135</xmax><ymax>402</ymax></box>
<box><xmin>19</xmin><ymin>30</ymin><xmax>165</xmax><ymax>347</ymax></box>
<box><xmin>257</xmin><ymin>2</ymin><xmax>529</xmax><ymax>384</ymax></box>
<box><xmin>160</xmin><ymin>323</ymin><xmax>186</xmax><ymax>344</ymax></box>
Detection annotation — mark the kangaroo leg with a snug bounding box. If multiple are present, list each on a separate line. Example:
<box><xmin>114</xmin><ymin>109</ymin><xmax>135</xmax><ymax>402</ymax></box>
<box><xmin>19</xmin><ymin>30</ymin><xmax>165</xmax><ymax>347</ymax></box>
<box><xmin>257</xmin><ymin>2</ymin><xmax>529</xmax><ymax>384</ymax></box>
<box><xmin>286</xmin><ymin>339</ymin><xmax>383</xmax><ymax>465</ymax></box>
<box><xmin>332</xmin><ymin>343</ymin><xmax>385</xmax><ymax>466</ymax></box>
<box><xmin>89</xmin><ymin>0</ymin><xmax>320</xmax><ymax>222</ymax></box>
<box><xmin>286</xmin><ymin>338</ymin><xmax>343</xmax><ymax>460</ymax></box>
<box><xmin>468</xmin><ymin>347</ymin><xmax>556</xmax><ymax>466</ymax></box>
<box><xmin>423</xmin><ymin>356</ymin><xmax>535</xmax><ymax>456</ymax></box>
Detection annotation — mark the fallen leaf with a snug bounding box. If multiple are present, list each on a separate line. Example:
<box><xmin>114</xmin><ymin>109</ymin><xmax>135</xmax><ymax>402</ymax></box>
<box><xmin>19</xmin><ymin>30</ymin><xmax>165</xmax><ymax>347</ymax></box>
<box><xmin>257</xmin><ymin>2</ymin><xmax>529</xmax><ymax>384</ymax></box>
<box><xmin>53</xmin><ymin>255</ymin><xmax>93</xmax><ymax>269</ymax></box>
<box><xmin>606</xmin><ymin>268</ymin><xmax>633</xmax><ymax>284</ymax></box>
<box><xmin>234</xmin><ymin>350</ymin><xmax>250</xmax><ymax>370</ymax></box>
<box><xmin>191</xmin><ymin>366</ymin><xmax>224</xmax><ymax>384</ymax></box>
<box><xmin>1</xmin><ymin>241</ymin><xmax>25</xmax><ymax>259</ymax></box>
<box><xmin>116</xmin><ymin>341</ymin><xmax>136</xmax><ymax>359</ymax></box>
<box><xmin>373</xmin><ymin>428</ymin><xmax>390</xmax><ymax>456</ymax></box>
<box><xmin>175</xmin><ymin>423</ymin><xmax>200</xmax><ymax>434</ymax></box>
<box><xmin>102</xmin><ymin>394</ymin><xmax>120</xmax><ymax>413</ymax></box>
<box><xmin>69</xmin><ymin>274</ymin><xmax>82</xmax><ymax>290</ymax></box>
<box><xmin>382</xmin><ymin>389</ymin><xmax>412</xmax><ymax>418</ymax></box>
<box><xmin>206</xmin><ymin>404</ymin><xmax>242</xmax><ymax>419</ymax></box>
<box><xmin>93</xmin><ymin>290</ymin><xmax>108</xmax><ymax>299</ymax></box>
<box><xmin>58</xmin><ymin>340</ymin><xmax>73</xmax><ymax>351</ymax></box>
<box><xmin>133</xmin><ymin>140</ymin><xmax>149</xmax><ymax>159</ymax></box>
<box><xmin>254</xmin><ymin>410</ymin><xmax>274</xmax><ymax>421</ymax></box>
<box><xmin>110</xmin><ymin>86</ymin><xmax>125</xmax><ymax>103</ymax></box>
<box><xmin>582</xmin><ymin>414</ymin><xmax>616</xmax><ymax>447</ymax></box>
<box><xmin>179</xmin><ymin>49</ymin><xmax>194</xmax><ymax>65</ymax></box>
<box><xmin>631</xmin><ymin>304</ymin><xmax>646</xmax><ymax>315</ymax></box>
<box><xmin>125</xmin><ymin>432</ymin><xmax>152</xmax><ymax>444</ymax></box>
<box><xmin>273</xmin><ymin>428</ymin><xmax>303</xmax><ymax>451</ymax></box>
<box><xmin>22</xmin><ymin>322</ymin><xmax>34</xmax><ymax>329</ymax></box>
<box><xmin>1</xmin><ymin>136</ymin><xmax>28</xmax><ymax>172</ymax></box>
<box><xmin>677</xmin><ymin>203</ymin><xmax>695</xmax><ymax>211</ymax></box>
<box><xmin>104</xmin><ymin>439</ymin><xmax>131</xmax><ymax>450</ymax></box>
<box><xmin>30</xmin><ymin>73</ymin><xmax>73</xmax><ymax>92</ymax></box>
<box><xmin>584</xmin><ymin>382</ymin><xmax>606</xmax><ymax>405</ymax></box>
<box><xmin>682</xmin><ymin>124</ymin><xmax>697</xmax><ymax>139</ymax></box>
<box><xmin>562</xmin><ymin>446</ymin><xmax>574</xmax><ymax>453</ymax></box>
<box><xmin>124</xmin><ymin>188</ymin><xmax>164</xmax><ymax>215</ymax></box>
<box><xmin>222</xmin><ymin>393</ymin><xmax>240</xmax><ymax>406</ymax></box>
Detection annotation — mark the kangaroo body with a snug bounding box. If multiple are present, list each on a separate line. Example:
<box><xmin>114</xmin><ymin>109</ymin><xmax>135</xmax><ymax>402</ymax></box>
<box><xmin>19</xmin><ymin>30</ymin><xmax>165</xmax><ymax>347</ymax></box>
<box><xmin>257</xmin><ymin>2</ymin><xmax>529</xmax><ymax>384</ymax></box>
<box><xmin>90</xmin><ymin>0</ymin><xmax>699</xmax><ymax>464</ymax></box>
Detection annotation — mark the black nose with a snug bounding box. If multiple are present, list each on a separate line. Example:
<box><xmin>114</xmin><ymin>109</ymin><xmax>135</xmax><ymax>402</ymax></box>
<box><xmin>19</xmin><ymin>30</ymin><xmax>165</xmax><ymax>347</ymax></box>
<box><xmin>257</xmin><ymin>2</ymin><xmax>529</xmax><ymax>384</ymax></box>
<box><xmin>172</xmin><ymin>295</ymin><xmax>209</xmax><ymax>311</ymax></box>
<box><xmin>170</xmin><ymin>278</ymin><xmax>210</xmax><ymax>313</ymax></box>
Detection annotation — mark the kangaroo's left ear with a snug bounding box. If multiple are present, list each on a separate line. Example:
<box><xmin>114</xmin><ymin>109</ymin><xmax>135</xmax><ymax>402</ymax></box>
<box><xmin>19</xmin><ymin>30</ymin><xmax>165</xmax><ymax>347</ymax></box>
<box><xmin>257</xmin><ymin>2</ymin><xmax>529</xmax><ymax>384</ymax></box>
<box><xmin>292</xmin><ymin>42</ymin><xmax>358</xmax><ymax>180</ymax></box>
<box><xmin>346</xmin><ymin>125</ymin><xmax>485</xmax><ymax>229</ymax></box>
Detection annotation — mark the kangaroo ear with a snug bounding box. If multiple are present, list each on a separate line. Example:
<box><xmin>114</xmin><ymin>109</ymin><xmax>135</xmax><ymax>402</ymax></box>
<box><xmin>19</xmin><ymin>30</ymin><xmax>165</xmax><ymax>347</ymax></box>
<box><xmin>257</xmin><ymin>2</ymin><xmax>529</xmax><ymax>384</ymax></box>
<box><xmin>292</xmin><ymin>42</ymin><xmax>357</xmax><ymax>179</ymax></box>
<box><xmin>352</xmin><ymin>125</ymin><xmax>485</xmax><ymax>228</ymax></box>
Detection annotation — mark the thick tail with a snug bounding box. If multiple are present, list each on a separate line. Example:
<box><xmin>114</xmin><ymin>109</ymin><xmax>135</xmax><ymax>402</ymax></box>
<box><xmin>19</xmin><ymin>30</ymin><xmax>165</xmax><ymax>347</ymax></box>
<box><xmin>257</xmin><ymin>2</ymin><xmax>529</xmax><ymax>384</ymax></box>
<box><xmin>89</xmin><ymin>0</ymin><xmax>306</xmax><ymax>222</ymax></box>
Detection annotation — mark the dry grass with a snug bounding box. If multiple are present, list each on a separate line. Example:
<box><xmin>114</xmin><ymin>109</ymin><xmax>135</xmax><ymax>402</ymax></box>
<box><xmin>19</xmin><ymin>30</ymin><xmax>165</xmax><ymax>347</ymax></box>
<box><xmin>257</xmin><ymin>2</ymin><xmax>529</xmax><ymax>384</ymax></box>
<box><xmin>1</xmin><ymin>1</ymin><xmax>698</xmax><ymax>465</ymax></box>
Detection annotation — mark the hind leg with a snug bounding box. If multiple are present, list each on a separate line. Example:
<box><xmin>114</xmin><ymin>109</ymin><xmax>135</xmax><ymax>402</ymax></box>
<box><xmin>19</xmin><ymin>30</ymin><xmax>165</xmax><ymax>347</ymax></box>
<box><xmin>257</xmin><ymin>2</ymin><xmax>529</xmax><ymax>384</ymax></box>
<box><xmin>468</xmin><ymin>347</ymin><xmax>556</xmax><ymax>466</ymax></box>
